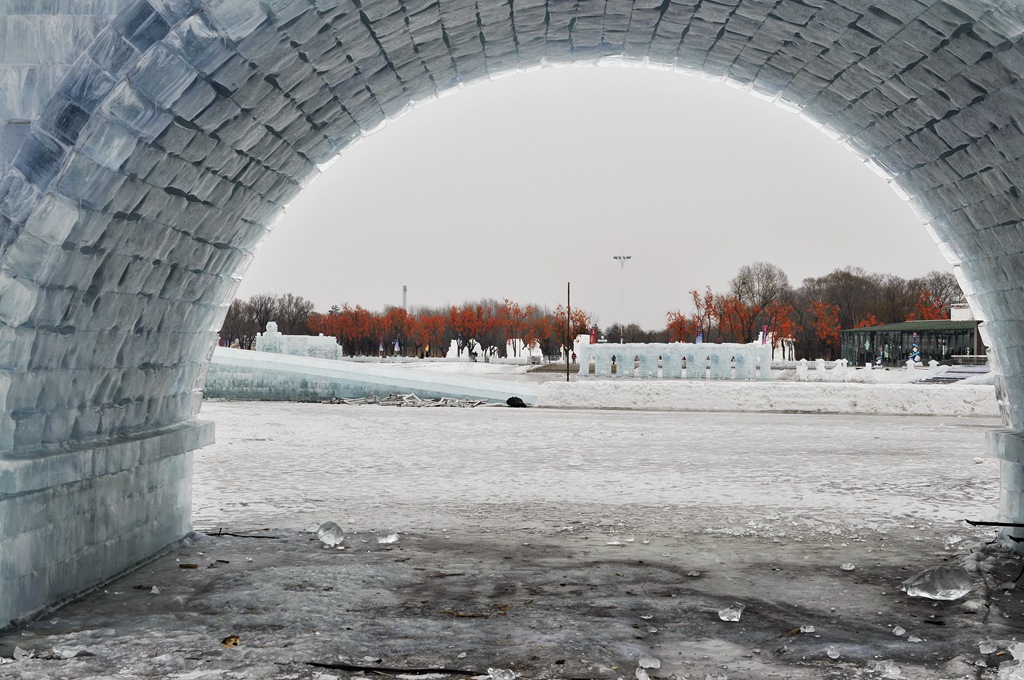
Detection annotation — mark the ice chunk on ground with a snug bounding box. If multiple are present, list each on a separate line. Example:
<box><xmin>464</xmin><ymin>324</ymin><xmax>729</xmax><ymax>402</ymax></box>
<box><xmin>316</xmin><ymin>521</ymin><xmax>344</xmax><ymax>547</ymax></box>
<box><xmin>826</xmin><ymin>646</ymin><xmax>840</xmax><ymax>659</ymax></box>
<box><xmin>638</xmin><ymin>654</ymin><xmax>660</xmax><ymax>668</ymax></box>
<box><xmin>377</xmin><ymin>533</ymin><xmax>399</xmax><ymax>544</ymax></box>
<box><xmin>901</xmin><ymin>565</ymin><xmax>972</xmax><ymax>600</ymax></box>
<box><xmin>892</xmin><ymin>625</ymin><xmax>905</xmax><ymax>636</ymax></box>
<box><xmin>840</xmin><ymin>562</ymin><xmax>855</xmax><ymax>571</ymax></box>
<box><xmin>487</xmin><ymin>669</ymin><xmax>517</xmax><ymax>680</ymax></box>
<box><xmin>870</xmin><ymin>659</ymin><xmax>902</xmax><ymax>677</ymax></box>
<box><xmin>980</xmin><ymin>641</ymin><xmax>997</xmax><ymax>654</ymax></box>
<box><xmin>718</xmin><ymin>602</ymin><xmax>744</xmax><ymax>621</ymax></box>
<box><xmin>800</xmin><ymin>625</ymin><xmax>815</xmax><ymax>633</ymax></box>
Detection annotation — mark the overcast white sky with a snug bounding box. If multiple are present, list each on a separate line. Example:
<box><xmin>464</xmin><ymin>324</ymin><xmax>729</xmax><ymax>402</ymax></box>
<box><xmin>236</xmin><ymin>65</ymin><xmax>950</xmax><ymax>330</ymax></box>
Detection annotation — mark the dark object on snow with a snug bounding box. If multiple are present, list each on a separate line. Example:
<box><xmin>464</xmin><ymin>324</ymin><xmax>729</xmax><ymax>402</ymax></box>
<box><xmin>506</xmin><ymin>397</ymin><xmax>528</xmax><ymax>408</ymax></box>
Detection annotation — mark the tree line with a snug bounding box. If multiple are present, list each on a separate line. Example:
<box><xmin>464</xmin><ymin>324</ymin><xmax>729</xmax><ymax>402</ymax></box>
<box><xmin>665</xmin><ymin>263</ymin><xmax>965</xmax><ymax>360</ymax></box>
<box><xmin>221</xmin><ymin>295</ymin><xmax>593</xmax><ymax>359</ymax></box>
<box><xmin>219</xmin><ymin>263</ymin><xmax>964</xmax><ymax>361</ymax></box>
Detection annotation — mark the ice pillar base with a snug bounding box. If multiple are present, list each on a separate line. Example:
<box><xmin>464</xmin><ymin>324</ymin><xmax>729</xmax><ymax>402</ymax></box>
<box><xmin>989</xmin><ymin>429</ymin><xmax>1024</xmax><ymax>552</ymax></box>
<box><xmin>0</xmin><ymin>420</ymin><xmax>214</xmax><ymax>629</ymax></box>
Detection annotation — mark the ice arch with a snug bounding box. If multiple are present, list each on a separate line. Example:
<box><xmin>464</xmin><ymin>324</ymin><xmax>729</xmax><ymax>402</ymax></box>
<box><xmin>3</xmin><ymin>0</ymin><xmax>1024</xmax><ymax>625</ymax></box>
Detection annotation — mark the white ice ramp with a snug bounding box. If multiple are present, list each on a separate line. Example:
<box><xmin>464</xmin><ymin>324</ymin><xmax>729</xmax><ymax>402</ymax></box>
<box><xmin>206</xmin><ymin>347</ymin><xmax>539</xmax><ymax>405</ymax></box>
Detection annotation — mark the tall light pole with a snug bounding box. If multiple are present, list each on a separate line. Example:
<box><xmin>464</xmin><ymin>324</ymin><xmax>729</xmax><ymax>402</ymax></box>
<box><xmin>613</xmin><ymin>255</ymin><xmax>631</xmax><ymax>343</ymax></box>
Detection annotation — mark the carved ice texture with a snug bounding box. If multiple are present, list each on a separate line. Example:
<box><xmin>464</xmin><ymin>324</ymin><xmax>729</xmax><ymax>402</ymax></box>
<box><xmin>3</xmin><ymin>0</ymin><xmax>1024</xmax><ymax>628</ymax></box>
<box><xmin>254</xmin><ymin>321</ymin><xmax>343</xmax><ymax>360</ymax></box>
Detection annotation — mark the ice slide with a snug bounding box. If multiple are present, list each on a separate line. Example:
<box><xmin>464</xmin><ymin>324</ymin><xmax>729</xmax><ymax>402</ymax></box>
<box><xmin>205</xmin><ymin>347</ymin><xmax>540</xmax><ymax>405</ymax></box>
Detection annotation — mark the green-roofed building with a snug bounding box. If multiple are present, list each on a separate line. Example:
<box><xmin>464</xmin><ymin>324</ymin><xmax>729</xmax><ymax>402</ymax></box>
<box><xmin>840</xmin><ymin>319</ymin><xmax>985</xmax><ymax>367</ymax></box>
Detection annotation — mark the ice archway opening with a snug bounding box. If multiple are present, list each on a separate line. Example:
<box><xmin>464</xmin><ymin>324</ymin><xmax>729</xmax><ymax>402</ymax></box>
<box><xmin>2</xmin><ymin>0</ymin><xmax>1024</xmax><ymax>627</ymax></box>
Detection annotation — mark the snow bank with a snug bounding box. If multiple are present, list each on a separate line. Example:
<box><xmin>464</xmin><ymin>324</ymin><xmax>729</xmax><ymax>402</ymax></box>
<box><xmin>537</xmin><ymin>380</ymin><xmax>999</xmax><ymax>417</ymax></box>
<box><xmin>398</xmin><ymin>361</ymin><xmax>532</xmax><ymax>375</ymax></box>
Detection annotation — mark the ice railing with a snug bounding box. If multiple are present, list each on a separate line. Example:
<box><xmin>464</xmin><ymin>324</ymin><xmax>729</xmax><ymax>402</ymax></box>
<box><xmin>581</xmin><ymin>343</ymin><xmax>771</xmax><ymax>380</ymax></box>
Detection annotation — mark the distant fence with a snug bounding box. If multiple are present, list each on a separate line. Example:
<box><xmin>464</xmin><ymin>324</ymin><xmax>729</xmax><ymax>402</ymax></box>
<box><xmin>580</xmin><ymin>343</ymin><xmax>771</xmax><ymax>380</ymax></box>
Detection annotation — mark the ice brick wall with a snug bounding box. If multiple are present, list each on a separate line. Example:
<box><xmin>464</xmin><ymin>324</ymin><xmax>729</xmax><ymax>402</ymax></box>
<box><xmin>0</xmin><ymin>419</ymin><xmax>212</xmax><ymax>628</ymax></box>
<box><xmin>1</xmin><ymin>0</ymin><xmax>1023</xmax><ymax>452</ymax></box>
<box><xmin>0</xmin><ymin>1</ymin><xmax>136</xmax><ymax>165</ymax></box>
<box><xmin>0</xmin><ymin>0</ymin><xmax>1023</xmax><ymax>586</ymax></box>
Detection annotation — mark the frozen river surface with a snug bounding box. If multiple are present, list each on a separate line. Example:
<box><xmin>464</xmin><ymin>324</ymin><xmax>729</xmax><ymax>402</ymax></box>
<box><xmin>194</xmin><ymin>400</ymin><xmax>1001</xmax><ymax>537</ymax></box>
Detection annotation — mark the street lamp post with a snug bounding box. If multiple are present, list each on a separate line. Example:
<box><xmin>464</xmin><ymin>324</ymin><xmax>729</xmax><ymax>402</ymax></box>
<box><xmin>613</xmin><ymin>255</ymin><xmax>631</xmax><ymax>343</ymax></box>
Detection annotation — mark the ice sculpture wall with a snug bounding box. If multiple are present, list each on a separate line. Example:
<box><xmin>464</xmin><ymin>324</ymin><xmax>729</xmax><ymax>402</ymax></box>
<box><xmin>4</xmin><ymin>0</ymin><xmax>1024</xmax><ymax>625</ymax></box>
<box><xmin>583</xmin><ymin>342</ymin><xmax>771</xmax><ymax>380</ymax></box>
<box><xmin>253</xmin><ymin>321</ymin><xmax>343</xmax><ymax>359</ymax></box>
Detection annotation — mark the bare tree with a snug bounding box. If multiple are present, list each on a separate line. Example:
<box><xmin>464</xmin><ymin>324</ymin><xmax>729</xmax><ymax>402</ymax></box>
<box><xmin>729</xmin><ymin>261</ymin><xmax>791</xmax><ymax>340</ymax></box>
<box><xmin>802</xmin><ymin>267</ymin><xmax>876</xmax><ymax>330</ymax></box>
<box><xmin>276</xmin><ymin>293</ymin><xmax>315</xmax><ymax>335</ymax></box>
<box><xmin>247</xmin><ymin>293</ymin><xmax>279</xmax><ymax>336</ymax></box>
<box><xmin>219</xmin><ymin>298</ymin><xmax>260</xmax><ymax>349</ymax></box>
<box><xmin>872</xmin><ymin>273</ymin><xmax>918</xmax><ymax>323</ymax></box>
<box><xmin>913</xmin><ymin>270</ymin><xmax>966</xmax><ymax>313</ymax></box>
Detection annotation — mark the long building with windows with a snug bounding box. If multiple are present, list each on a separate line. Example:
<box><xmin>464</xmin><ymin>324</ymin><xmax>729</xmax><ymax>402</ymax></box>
<box><xmin>840</xmin><ymin>319</ymin><xmax>985</xmax><ymax>367</ymax></box>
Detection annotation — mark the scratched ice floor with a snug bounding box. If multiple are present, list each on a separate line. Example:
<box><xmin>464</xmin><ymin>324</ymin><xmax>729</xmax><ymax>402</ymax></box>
<box><xmin>193</xmin><ymin>400</ymin><xmax>1001</xmax><ymax>540</ymax></box>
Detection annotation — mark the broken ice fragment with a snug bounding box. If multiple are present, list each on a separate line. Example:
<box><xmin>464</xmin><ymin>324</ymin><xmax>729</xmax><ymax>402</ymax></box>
<box><xmin>979</xmin><ymin>641</ymin><xmax>997</xmax><ymax>654</ymax></box>
<box><xmin>52</xmin><ymin>646</ymin><xmax>88</xmax><ymax>659</ymax></box>
<box><xmin>901</xmin><ymin>565</ymin><xmax>972</xmax><ymax>600</ymax></box>
<box><xmin>892</xmin><ymin>625</ymin><xmax>905</xmax><ymax>636</ymax></box>
<box><xmin>686</xmin><ymin>570</ymin><xmax>701</xmax><ymax>577</ymax></box>
<box><xmin>800</xmin><ymin>625</ymin><xmax>815</xmax><ymax>633</ymax></box>
<box><xmin>826</xmin><ymin>646</ymin><xmax>840</xmax><ymax>659</ymax></box>
<box><xmin>635</xmin><ymin>668</ymin><xmax>650</xmax><ymax>680</ymax></box>
<box><xmin>150</xmin><ymin>586</ymin><xmax>160</xmax><ymax>595</ymax></box>
<box><xmin>870</xmin><ymin>659</ymin><xmax>902</xmax><ymax>678</ymax></box>
<box><xmin>840</xmin><ymin>563</ymin><xmax>855</xmax><ymax>571</ymax></box>
<box><xmin>638</xmin><ymin>654</ymin><xmax>660</xmax><ymax>669</ymax></box>
<box><xmin>567</xmin><ymin>454</ymin><xmax>584</xmax><ymax>467</ymax></box>
<box><xmin>718</xmin><ymin>602</ymin><xmax>744</xmax><ymax>622</ymax></box>
<box><xmin>488</xmin><ymin>669</ymin><xmax>517</xmax><ymax>680</ymax></box>
<box><xmin>907</xmin><ymin>636</ymin><xmax>922</xmax><ymax>643</ymax></box>
<box><xmin>377</xmin><ymin>533</ymin><xmax>399</xmax><ymax>544</ymax></box>
<box><xmin>316</xmin><ymin>521</ymin><xmax>344</xmax><ymax>547</ymax></box>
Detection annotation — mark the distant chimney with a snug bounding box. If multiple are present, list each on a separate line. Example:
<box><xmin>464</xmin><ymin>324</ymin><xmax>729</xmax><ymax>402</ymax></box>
<box><xmin>402</xmin><ymin>285</ymin><xmax>408</xmax><ymax>312</ymax></box>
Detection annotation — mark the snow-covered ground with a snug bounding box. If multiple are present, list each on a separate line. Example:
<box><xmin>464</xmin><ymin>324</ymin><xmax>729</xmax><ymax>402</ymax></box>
<box><xmin>539</xmin><ymin>380</ymin><xmax>1000</xmax><ymax>417</ymax></box>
